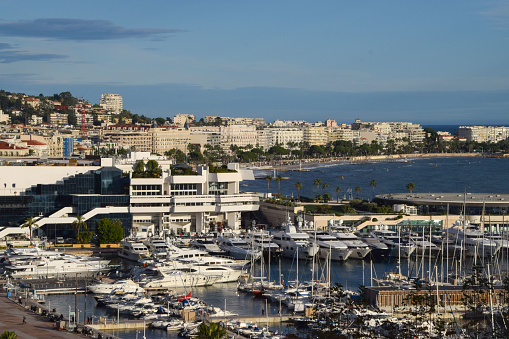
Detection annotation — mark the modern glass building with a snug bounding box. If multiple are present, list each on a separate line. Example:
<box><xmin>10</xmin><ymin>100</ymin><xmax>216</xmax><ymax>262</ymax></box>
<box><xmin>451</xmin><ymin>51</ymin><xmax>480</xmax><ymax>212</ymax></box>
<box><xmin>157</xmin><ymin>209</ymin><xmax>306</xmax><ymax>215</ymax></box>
<box><xmin>0</xmin><ymin>167</ymin><xmax>131</xmax><ymax>239</ymax></box>
<box><xmin>62</xmin><ymin>137</ymin><xmax>75</xmax><ymax>157</ymax></box>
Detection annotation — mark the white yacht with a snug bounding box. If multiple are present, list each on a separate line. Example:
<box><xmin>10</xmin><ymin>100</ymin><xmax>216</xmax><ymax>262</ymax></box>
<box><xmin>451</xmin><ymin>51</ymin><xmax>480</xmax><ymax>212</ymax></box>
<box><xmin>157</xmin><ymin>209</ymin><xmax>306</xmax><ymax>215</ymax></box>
<box><xmin>359</xmin><ymin>234</ymin><xmax>390</xmax><ymax>257</ymax></box>
<box><xmin>143</xmin><ymin>238</ymin><xmax>172</xmax><ymax>257</ymax></box>
<box><xmin>189</xmin><ymin>238</ymin><xmax>227</xmax><ymax>256</ymax></box>
<box><xmin>217</xmin><ymin>236</ymin><xmax>262</xmax><ymax>261</ymax></box>
<box><xmin>313</xmin><ymin>232</ymin><xmax>351</xmax><ymax>261</ymax></box>
<box><xmin>138</xmin><ymin>267</ymin><xmax>222</xmax><ymax>289</ymax></box>
<box><xmin>87</xmin><ymin>279</ymin><xmax>145</xmax><ymax>294</ymax></box>
<box><xmin>271</xmin><ymin>218</ymin><xmax>319</xmax><ymax>260</ymax></box>
<box><xmin>118</xmin><ymin>240</ymin><xmax>151</xmax><ymax>261</ymax></box>
<box><xmin>406</xmin><ymin>234</ymin><xmax>441</xmax><ymax>258</ymax></box>
<box><xmin>447</xmin><ymin>219</ymin><xmax>499</xmax><ymax>258</ymax></box>
<box><xmin>244</xmin><ymin>229</ymin><xmax>282</xmax><ymax>257</ymax></box>
<box><xmin>3</xmin><ymin>256</ymin><xmax>113</xmax><ymax>279</ymax></box>
<box><xmin>327</xmin><ymin>225</ymin><xmax>371</xmax><ymax>260</ymax></box>
<box><xmin>371</xmin><ymin>229</ymin><xmax>415</xmax><ymax>258</ymax></box>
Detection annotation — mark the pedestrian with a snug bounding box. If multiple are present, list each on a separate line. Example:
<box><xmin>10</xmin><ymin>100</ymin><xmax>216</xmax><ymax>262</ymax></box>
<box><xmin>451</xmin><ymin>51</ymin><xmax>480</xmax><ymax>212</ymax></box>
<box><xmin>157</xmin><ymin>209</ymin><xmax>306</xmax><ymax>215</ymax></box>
<box><xmin>261</xmin><ymin>308</ymin><xmax>265</xmax><ymax>316</ymax></box>
<box><xmin>22</xmin><ymin>315</ymin><xmax>26</xmax><ymax>324</ymax></box>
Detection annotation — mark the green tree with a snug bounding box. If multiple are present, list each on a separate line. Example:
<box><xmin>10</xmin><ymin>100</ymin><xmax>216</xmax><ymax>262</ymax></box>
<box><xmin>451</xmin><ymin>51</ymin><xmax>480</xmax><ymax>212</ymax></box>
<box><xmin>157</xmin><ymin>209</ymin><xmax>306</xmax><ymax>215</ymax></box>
<box><xmin>276</xmin><ymin>175</ymin><xmax>283</xmax><ymax>197</ymax></box>
<box><xmin>72</xmin><ymin>215</ymin><xmax>87</xmax><ymax>235</ymax></box>
<box><xmin>21</xmin><ymin>217</ymin><xmax>38</xmax><ymax>243</ymax></box>
<box><xmin>369</xmin><ymin>179</ymin><xmax>377</xmax><ymax>200</ymax></box>
<box><xmin>196</xmin><ymin>321</ymin><xmax>226</xmax><ymax>339</ymax></box>
<box><xmin>96</xmin><ymin>218</ymin><xmax>124</xmax><ymax>244</ymax></box>
<box><xmin>335</xmin><ymin>186</ymin><xmax>341</xmax><ymax>203</ymax></box>
<box><xmin>295</xmin><ymin>181</ymin><xmax>302</xmax><ymax>201</ymax></box>
<box><xmin>406</xmin><ymin>182</ymin><xmax>415</xmax><ymax>193</ymax></box>
<box><xmin>145</xmin><ymin>160</ymin><xmax>162</xmax><ymax>178</ymax></box>
<box><xmin>322</xmin><ymin>182</ymin><xmax>329</xmax><ymax>195</ymax></box>
<box><xmin>314</xmin><ymin>178</ymin><xmax>321</xmax><ymax>199</ymax></box>
<box><xmin>354</xmin><ymin>186</ymin><xmax>362</xmax><ymax>199</ymax></box>
<box><xmin>264</xmin><ymin>175</ymin><xmax>272</xmax><ymax>194</ymax></box>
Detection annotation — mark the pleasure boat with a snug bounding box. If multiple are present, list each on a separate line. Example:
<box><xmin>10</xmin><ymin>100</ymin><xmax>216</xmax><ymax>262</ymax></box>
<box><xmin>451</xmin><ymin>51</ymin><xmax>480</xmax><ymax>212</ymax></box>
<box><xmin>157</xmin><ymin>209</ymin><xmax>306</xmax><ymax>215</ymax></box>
<box><xmin>143</xmin><ymin>238</ymin><xmax>172</xmax><ymax>258</ymax></box>
<box><xmin>189</xmin><ymin>238</ymin><xmax>227</xmax><ymax>256</ymax></box>
<box><xmin>406</xmin><ymin>234</ymin><xmax>441</xmax><ymax>258</ymax></box>
<box><xmin>217</xmin><ymin>235</ymin><xmax>261</xmax><ymax>261</ymax></box>
<box><xmin>118</xmin><ymin>240</ymin><xmax>151</xmax><ymax>261</ymax></box>
<box><xmin>87</xmin><ymin>279</ymin><xmax>145</xmax><ymax>294</ymax></box>
<box><xmin>271</xmin><ymin>218</ymin><xmax>319</xmax><ymax>260</ymax></box>
<box><xmin>244</xmin><ymin>229</ymin><xmax>282</xmax><ymax>258</ymax></box>
<box><xmin>327</xmin><ymin>225</ymin><xmax>371</xmax><ymax>260</ymax></box>
<box><xmin>138</xmin><ymin>267</ymin><xmax>222</xmax><ymax>289</ymax></box>
<box><xmin>447</xmin><ymin>219</ymin><xmax>499</xmax><ymax>258</ymax></box>
<box><xmin>371</xmin><ymin>229</ymin><xmax>415</xmax><ymax>258</ymax></box>
<box><xmin>358</xmin><ymin>234</ymin><xmax>390</xmax><ymax>257</ymax></box>
<box><xmin>313</xmin><ymin>232</ymin><xmax>351</xmax><ymax>261</ymax></box>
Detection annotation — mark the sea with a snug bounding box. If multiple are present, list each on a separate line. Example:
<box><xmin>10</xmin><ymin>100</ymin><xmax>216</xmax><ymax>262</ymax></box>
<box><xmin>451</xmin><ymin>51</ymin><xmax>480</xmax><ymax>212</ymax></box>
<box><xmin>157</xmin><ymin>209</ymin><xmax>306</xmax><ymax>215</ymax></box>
<box><xmin>44</xmin><ymin>155</ymin><xmax>509</xmax><ymax>338</ymax></box>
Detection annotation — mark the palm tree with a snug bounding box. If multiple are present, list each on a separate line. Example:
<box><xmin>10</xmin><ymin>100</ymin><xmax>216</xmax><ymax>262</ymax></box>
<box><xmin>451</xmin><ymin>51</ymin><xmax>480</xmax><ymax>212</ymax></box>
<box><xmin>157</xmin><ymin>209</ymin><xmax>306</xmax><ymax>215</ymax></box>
<box><xmin>1</xmin><ymin>331</ymin><xmax>17</xmax><ymax>339</ymax></box>
<box><xmin>406</xmin><ymin>182</ymin><xmax>415</xmax><ymax>193</ymax></box>
<box><xmin>322</xmin><ymin>182</ymin><xmax>329</xmax><ymax>195</ymax></box>
<box><xmin>264</xmin><ymin>175</ymin><xmax>272</xmax><ymax>194</ymax></box>
<box><xmin>72</xmin><ymin>215</ymin><xmax>87</xmax><ymax>234</ymax></box>
<box><xmin>354</xmin><ymin>186</ymin><xmax>362</xmax><ymax>199</ymax></box>
<box><xmin>21</xmin><ymin>216</ymin><xmax>38</xmax><ymax>243</ymax></box>
<box><xmin>369</xmin><ymin>179</ymin><xmax>377</xmax><ymax>200</ymax></box>
<box><xmin>276</xmin><ymin>175</ymin><xmax>283</xmax><ymax>197</ymax></box>
<box><xmin>335</xmin><ymin>186</ymin><xmax>342</xmax><ymax>202</ymax></box>
<box><xmin>295</xmin><ymin>181</ymin><xmax>302</xmax><ymax>201</ymax></box>
<box><xmin>197</xmin><ymin>321</ymin><xmax>227</xmax><ymax>339</ymax></box>
<box><xmin>314</xmin><ymin>178</ymin><xmax>321</xmax><ymax>199</ymax></box>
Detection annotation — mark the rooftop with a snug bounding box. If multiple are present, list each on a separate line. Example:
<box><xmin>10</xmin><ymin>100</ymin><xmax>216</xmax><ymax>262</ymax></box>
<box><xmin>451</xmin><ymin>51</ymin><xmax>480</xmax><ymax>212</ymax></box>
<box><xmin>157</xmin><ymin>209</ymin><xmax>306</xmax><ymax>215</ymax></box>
<box><xmin>376</xmin><ymin>192</ymin><xmax>509</xmax><ymax>206</ymax></box>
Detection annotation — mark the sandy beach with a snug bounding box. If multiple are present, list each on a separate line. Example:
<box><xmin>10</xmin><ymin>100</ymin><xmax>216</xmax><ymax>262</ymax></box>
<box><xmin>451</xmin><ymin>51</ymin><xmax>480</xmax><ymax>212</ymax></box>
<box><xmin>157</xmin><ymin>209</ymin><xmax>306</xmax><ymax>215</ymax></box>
<box><xmin>245</xmin><ymin>152</ymin><xmax>484</xmax><ymax>171</ymax></box>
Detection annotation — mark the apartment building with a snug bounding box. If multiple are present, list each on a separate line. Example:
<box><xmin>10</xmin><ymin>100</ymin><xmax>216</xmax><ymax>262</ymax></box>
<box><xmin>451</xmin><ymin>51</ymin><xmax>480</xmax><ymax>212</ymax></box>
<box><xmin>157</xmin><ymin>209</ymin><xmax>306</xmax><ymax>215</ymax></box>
<box><xmin>100</xmin><ymin>93</ymin><xmax>123</xmax><ymax>114</ymax></box>
<box><xmin>173</xmin><ymin>114</ymin><xmax>196</xmax><ymax>126</ymax></box>
<box><xmin>219</xmin><ymin>125</ymin><xmax>258</xmax><ymax>152</ymax></box>
<box><xmin>49</xmin><ymin>113</ymin><xmax>69</xmax><ymax>126</ymax></box>
<box><xmin>265</xmin><ymin>126</ymin><xmax>304</xmax><ymax>149</ymax></box>
<box><xmin>458</xmin><ymin>126</ymin><xmax>509</xmax><ymax>143</ymax></box>
<box><xmin>304</xmin><ymin>126</ymin><xmax>327</xmax><ymax>146</ymax></box>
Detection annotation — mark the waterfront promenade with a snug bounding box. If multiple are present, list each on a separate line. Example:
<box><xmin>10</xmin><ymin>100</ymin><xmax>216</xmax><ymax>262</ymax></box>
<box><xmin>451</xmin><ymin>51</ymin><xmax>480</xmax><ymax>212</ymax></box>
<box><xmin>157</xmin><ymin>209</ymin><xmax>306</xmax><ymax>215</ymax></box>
<box><xmin>0</xmin><ymin>291</ymin><xmax>116</xmax><ymax>339</ymax></box>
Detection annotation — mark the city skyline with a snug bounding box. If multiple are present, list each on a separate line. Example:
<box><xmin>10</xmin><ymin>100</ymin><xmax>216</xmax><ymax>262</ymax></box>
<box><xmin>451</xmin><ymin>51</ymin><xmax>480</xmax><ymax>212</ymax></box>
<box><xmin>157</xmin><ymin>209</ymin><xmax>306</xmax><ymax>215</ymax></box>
<box><xmin>1</xmin><ymin>1</ymin><xmax>509</xmax><ymax>124</ymax></box>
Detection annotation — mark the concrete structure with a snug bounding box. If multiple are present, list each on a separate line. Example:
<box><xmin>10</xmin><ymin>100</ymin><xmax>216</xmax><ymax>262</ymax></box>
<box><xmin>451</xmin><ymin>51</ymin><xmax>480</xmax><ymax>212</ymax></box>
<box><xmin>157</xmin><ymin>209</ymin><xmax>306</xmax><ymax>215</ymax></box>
<box><xmin>220</xmin><ymin>125</ymin><xmax>258</xmax><ymax>153</ymax></box>
<box><xmin>264</xmin><ymin>126</ymin><xmax>304</xmax><ymax>150</ymax></box>
<box><xmin>304</xmin><ymin>126</ymin><xmax>327</xmax><ymax>146</ymax></box>
<box><xmin>100</xmin><ymin>94</ymin><xmax>123</xmax><ymax>114</ymax></box>
<box><xmin>458</xmin><ymin>125</ymin><xmax>509</xmax><ymax>143</ymax></box>
<box><xmin>173</xmin><ymin>114</ymin><xmax>195</xmax><ymax>126</ymax></box>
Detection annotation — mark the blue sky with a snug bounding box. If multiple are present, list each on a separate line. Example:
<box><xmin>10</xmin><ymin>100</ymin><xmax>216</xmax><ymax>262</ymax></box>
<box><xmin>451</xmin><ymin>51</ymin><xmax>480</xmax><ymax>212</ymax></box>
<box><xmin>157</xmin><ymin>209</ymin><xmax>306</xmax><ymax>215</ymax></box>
<box><xmin>1</xmin><ymin>0</ymin><xmax>509</xmax><ymax>124</ymax></box>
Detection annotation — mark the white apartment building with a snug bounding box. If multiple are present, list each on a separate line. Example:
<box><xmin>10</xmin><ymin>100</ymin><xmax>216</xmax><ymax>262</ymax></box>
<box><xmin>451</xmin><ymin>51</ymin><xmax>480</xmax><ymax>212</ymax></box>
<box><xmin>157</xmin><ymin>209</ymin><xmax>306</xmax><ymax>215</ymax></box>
<box><xmin>265</xmin><ymin>126</ymin><xmax>304</xmax><ymax>149</ymax></box>
<box><xmin>458</xmin><ymin>126</ymin><xmax>509</xmax><ymax>143</ymax></box>
<box><xmin>100</xmin><ymin>94</ymin><xmax>123</xmax><ymax>114</ymax></box>
<box><xmin>190</xmin><ymin>126</ymin><xmax>222</xmax><ymax>148</ymax></box>
<box><xmin>327</xmin><ymin>127</ymin><xmax>354</xmax><ymax>143</ymax></box>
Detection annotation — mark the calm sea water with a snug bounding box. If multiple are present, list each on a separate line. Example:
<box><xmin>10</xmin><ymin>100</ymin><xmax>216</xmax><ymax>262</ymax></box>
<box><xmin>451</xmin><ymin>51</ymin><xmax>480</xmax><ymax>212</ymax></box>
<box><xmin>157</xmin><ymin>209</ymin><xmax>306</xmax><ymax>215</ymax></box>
<box><xmin>44</xmin><ymin>156</ymin><xmax>509</xmax><ymax>338</ymax></box>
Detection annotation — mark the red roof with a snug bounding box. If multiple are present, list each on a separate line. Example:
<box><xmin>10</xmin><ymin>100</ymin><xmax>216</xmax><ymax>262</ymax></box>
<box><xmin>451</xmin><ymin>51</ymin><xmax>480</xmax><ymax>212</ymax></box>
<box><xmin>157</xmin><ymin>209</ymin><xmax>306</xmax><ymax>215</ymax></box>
<box><xmin>24</xmin><ymin>140</ymin><xmax>46</xmax><ymax>146</ymax></box>
<box><xmin>0</xmin><ymin>141</ymin><xmax>27</xmax><ymax>150</ymax></box>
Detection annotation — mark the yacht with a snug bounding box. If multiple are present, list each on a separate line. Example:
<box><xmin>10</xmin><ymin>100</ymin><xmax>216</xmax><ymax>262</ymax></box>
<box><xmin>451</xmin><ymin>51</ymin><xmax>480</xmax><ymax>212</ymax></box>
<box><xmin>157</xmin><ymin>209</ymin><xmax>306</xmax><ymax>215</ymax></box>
<box><xmin>217</xmin><ymin>235</ymin><xmax>261</xmax><ymax>261</ymax></box>
<box><xmin>358</xmin><ymin>234</ymin><xmax>390</xmax><ymax>257</ymax></box>
<box><xmin>406</xmin><ymin>234</ymin><xmax>441</xmax><ymax>258</ymax></box>
<box><xmin>371</xmin><ymin>229</ymin><xmax>415</xmax><ymax>258</ymax></box>
<box><xmin>244</xmin><ymin>229</ymin><xmax>282</xmax><ymax>258</ymax></box>
<box><xmin>3</xmin><ymin>256</ymin><xmax>113</xmax><ymax>279</ymax></box>
<box><xmin>143</xmin><ymin>238</ymin><xmax>172</xmax><ymax>258</ymax></box>
<box><xmin>137</xmin><ymin>267</ymin><xmax>222</xmax><ymax>289</ymax></box>
<box><xmin>327</xmin><ymin>225</ymin><xmax>371</xmax><ymax>260</ymax></box>
<box><xmin>189</xmin><ymin>238</ymin><xmax>227</xmax><ymax>256</ymax></box>
<box><xmin>447</xmin><ymin>219</ymin><xmax>499</xmax><ymax>258</ymax></box>
<box><xmin>313</xmin><ymin>232</ymin><xmax>351</xmax><ymax>261</ymax></box>
<box><xmin>118</xmin><ymin>240</ymin><xmax>151</xmax><ymax>261</ymax></box>
<box><xmin>271</xmin><ymin>218</ymin><xmax>319</xmax><ymax>260</ymax></box>
<box><xmin>87</xmin><ymin>279</ymin><xmax>145</xmax><ymax>294</ymax></box>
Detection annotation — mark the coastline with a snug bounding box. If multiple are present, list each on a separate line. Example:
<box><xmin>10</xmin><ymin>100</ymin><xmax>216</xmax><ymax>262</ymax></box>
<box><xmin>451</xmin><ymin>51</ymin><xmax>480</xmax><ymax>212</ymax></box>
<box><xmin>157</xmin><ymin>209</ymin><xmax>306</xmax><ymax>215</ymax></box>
<box><xmin>245</xmin><ymin>152</ymin><xmax>484</xmax><ymax>171</ymax></box>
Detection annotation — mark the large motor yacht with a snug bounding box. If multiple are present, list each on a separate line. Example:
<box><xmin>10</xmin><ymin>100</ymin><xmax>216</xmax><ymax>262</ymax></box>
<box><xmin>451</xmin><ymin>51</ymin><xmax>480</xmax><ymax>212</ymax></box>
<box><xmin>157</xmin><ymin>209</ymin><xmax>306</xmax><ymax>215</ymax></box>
<box><xmin>118</xmin><ymin>240</ymin><xmax>151</xmax><ymax>261</ymax></box>
<box><xmin>271</xmin><ymin>218</ymin><xmax>319</xmax><ymax>260</ymax></box>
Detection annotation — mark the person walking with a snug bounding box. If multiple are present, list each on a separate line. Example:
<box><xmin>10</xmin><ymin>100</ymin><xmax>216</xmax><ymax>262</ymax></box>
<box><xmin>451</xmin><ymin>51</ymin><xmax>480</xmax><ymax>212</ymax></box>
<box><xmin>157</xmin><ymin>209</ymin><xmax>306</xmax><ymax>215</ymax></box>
<box><xmin>22</xmin><ymin>315</ymin><xmax>26</xmax><ymax>324</ymax></box>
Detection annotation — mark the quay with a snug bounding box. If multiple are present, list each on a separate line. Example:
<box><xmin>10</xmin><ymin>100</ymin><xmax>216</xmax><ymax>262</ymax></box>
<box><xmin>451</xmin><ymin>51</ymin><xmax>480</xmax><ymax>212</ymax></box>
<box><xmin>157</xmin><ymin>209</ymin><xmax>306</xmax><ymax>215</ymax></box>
<box><xmin>87</xmin><ymin>313</ymin><xmax>293</xmax><ymax>331</ymax></box>
<box><xmin>0</xmin><ymin>290</ymin><xmax>119</xmax><ymax>339</ymax></box>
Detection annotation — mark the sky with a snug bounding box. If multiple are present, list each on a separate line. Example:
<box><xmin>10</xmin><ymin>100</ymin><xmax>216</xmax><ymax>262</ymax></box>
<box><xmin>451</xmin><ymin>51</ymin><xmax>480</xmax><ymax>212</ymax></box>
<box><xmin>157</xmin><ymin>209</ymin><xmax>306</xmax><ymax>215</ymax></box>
<box><xmin>1</xmin><ymin>0</ymin><xmax>509</xmax><ymax>125</ymax></box>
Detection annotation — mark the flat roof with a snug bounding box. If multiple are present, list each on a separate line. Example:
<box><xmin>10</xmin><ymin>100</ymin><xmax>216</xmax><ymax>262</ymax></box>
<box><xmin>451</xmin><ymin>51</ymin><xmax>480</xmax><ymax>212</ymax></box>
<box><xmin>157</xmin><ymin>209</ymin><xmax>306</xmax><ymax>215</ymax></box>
<box><xmin>376</xmin><ymin>192</ymin><xmax>509</xmax><ymax>206</ymax></box>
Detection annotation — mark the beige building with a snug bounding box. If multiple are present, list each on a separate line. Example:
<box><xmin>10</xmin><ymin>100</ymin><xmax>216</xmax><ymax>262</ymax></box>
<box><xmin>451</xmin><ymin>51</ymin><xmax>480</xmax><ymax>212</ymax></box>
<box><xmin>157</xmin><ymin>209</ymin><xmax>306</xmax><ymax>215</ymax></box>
<box><xmin>327</xmin><ymin>127</ymin><xmax>354</xmax><ymax>143</ymax></box>
<box><xmin>49</xmin><ymin>113</ymin><xmax>69</xmax><ymax>126</ymax></box>
<box><xmin>220</xmin><ymin>125</ymin><xmax>258</xmax><ymax>152</ymax></box>
<box><xmin>304</xmin><ymin>126</ymin><xmax>327</xmax><ymax>146</ymax></box>
<box><xmin>458</xmin><ymin>125</ymin><xmax>509</xmax><ymax>143</ymax></box>
<box><xmin>103</xmin><ymin>131</ymin><xmax>152</xmax><ymax>152</ymax></box>
<box><xmin>150</xmin><ymin>127</ymin><xmax>193</xmax><ymax>153</ymax></box>
<box><xmin>173</xmin><ymin>114</ymin><xmax>195</xmax><ymax>126</ymax></box>
<box><xmin>100</xmin><ymin>94</ymin><xmax>123</xmax><ymax>114</ymax></box>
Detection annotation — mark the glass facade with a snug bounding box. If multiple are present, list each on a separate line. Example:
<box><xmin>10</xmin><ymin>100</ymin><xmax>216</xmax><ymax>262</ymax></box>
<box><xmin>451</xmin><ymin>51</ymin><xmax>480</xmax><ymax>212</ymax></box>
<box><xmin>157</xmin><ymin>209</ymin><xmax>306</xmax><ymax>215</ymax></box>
<box><xmin>0</xmin><ymin>167</ymin><xmax>131</xmax><ymax>237</ymax></box>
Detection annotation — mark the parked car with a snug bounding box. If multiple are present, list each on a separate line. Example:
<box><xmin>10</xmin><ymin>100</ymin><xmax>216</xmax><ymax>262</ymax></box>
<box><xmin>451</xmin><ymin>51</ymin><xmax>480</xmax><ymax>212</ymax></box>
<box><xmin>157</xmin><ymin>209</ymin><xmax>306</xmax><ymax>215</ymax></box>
<box><xmin>56</xmin><ymin>237</ymin><xmax>65</xmax><ymax>244</ymax></box>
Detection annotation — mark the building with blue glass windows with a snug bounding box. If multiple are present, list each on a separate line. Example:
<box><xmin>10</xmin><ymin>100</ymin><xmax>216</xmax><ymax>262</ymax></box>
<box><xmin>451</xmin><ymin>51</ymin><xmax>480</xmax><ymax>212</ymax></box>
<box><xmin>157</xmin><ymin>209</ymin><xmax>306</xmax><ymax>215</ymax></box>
<box><xmin>0</xmin><ymin>155</ymin><xmax>259</xmax><ymax>241</ymax></box>
<box><xmin>62</xmin><ymin>137</ymin><xmax>75</xmax><ymax>157</ymax></box>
